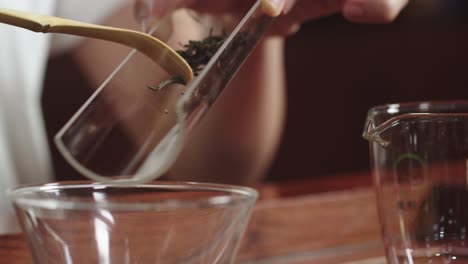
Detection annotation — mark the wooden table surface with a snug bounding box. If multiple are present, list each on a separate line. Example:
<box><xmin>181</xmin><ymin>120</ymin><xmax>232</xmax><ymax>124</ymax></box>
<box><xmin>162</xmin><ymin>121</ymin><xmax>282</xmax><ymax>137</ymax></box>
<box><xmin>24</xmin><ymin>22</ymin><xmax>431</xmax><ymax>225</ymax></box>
<box><xmin>0</xmin><ymin>172</ymin><xmax>385</xmax><ymax>263</ymax></box>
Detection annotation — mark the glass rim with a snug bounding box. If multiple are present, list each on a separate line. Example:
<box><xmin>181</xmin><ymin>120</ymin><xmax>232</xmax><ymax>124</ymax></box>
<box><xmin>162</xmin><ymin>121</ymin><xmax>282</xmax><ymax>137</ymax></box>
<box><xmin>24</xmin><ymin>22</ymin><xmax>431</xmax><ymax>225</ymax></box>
<box><xmin>8</xmin><ymin>181</ymin><xmax>258</xmax><ymax>212</ymax></box>
<box><xmin>368</xmin><ymin>100</ymin><xmax>468</xmax><ymax>115</ymax></box>
<box><xmin>364</xmin><ymin>100</ymin><xmax>468</xmax><ymax>144</ymax></box>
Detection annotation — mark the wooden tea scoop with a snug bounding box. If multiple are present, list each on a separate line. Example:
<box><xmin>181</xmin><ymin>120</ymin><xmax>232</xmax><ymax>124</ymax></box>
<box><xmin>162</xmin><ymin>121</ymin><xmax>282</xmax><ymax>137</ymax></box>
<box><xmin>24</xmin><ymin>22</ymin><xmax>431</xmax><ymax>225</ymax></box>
<box><xmin>0</xmin><ymin>8</ymin><xmax>193</xmax><ymax>83</ymax></box>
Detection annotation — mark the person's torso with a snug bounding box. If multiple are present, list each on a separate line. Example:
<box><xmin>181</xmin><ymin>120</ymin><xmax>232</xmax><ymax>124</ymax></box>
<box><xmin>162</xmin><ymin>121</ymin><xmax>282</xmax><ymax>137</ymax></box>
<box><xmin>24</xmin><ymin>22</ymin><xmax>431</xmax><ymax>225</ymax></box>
<box><xmin>0</xmin><ymin>1</ymin><xmax>55</xmax><ymax>232</ymax></box>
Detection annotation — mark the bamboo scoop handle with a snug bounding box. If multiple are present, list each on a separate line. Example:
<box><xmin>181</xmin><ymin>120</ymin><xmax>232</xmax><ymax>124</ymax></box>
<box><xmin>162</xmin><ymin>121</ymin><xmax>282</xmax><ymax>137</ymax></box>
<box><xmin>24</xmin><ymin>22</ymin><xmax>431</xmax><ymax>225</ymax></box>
<box><xmin>0</xmin><ymin>8</ymin><xmax>193</xmax><ymax>83</ymax></box>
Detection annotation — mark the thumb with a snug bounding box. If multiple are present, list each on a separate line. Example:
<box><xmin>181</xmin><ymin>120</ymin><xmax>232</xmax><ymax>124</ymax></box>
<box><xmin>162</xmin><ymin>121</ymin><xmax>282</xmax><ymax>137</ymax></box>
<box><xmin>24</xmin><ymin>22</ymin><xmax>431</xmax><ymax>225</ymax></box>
<box><xmin>134</xmin><ymin>0</ymin><xmax>194</xmax><ymax>19</ymax></box>
<box><xmin>261</xmin><ymin>0</ymin><xmax>287</xmax><ymax>17</ymax></box>
<box><xmin>343</xmin><ymin>0</ymin><xmax>409</xmax><ymax>23</ymax></box>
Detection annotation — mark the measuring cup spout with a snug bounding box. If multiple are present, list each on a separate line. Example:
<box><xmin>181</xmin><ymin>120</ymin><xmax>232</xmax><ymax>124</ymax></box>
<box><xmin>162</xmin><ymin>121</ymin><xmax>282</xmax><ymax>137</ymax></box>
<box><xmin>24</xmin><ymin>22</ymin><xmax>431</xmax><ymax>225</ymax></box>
<box><xmin>362</xmin><ymin>106</ymin><xmax>393</xmax><ymax>147</ymax></box>
<box><xmin>362</xmin><ymin>110</ymin><xmax>376</xmax><ymax>141</ymax></box>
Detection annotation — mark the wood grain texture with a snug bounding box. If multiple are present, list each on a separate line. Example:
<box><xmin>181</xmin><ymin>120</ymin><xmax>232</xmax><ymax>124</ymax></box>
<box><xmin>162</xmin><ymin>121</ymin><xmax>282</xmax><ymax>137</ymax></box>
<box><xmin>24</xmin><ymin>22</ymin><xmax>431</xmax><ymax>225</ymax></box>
<box><xmin>0</xmin><ymin>234</ymin><xmax>30</xmax><ymax>264</ymax></box>
<box><xmin>237</xmin><ymin>188</ymin><xmax>382</xmax><ymax>262</ymax></box>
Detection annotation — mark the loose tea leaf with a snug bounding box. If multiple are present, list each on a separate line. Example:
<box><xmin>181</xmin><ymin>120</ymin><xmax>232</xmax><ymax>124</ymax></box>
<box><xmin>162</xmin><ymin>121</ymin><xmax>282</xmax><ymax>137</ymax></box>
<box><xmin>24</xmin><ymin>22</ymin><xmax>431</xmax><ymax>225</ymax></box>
<box><xmin>176</xmin><ymin>31</ymin><xmax>227</xmax><ymax>76</ymax></box>
<box><xmin>147</xmin><ymin>76</ymin><xmax>185</xmax><ymax>91</ymax></box>
<box><xmin>148</xmin><ymin>31</ymin><xmax>227</xmax><ymax>91</ymax></box>
<box><xmin>149</xmin><ymin>29</ymin><xmax>252</xmax><ymax>91</ymax></box>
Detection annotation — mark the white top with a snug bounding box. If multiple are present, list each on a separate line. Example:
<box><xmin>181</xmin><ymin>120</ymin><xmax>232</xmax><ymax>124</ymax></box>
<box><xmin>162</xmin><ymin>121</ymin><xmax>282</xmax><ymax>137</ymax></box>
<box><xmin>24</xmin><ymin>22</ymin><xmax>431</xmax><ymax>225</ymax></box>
<box><xmin>0</xmin><ymin>0</ymin><xmax>126</xmax><ymax>233</ymax></box>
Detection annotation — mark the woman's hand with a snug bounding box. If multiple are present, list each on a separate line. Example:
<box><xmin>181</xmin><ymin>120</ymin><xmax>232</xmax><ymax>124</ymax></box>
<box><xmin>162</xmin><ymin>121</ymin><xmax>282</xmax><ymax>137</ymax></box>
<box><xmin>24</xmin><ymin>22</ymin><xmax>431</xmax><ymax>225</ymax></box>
<box><xmin>127</xmin><ymin>0</ymin><xmax>410</xmax><ymax>184</ymax></box>
<box><xmin>270</xmin><ymin>0</ymin><xmax>409</xmax><ymax>34</ymax></box>
<box><xmin>137</xmin><ymin>0</ymin><xmax>409</xmax><ymax>25</ymax></box>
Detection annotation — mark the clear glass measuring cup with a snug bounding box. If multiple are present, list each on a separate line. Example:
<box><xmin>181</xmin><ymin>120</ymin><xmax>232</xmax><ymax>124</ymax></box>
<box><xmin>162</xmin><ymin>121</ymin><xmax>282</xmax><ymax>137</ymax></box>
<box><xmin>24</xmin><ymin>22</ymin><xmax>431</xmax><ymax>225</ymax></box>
<box><xmin>363</xmin><ymin>101</ymin><xmax>468</xmax><ymax>263</ymax></box>
<box><xmin>54</xmin><ymin>0</ymin><xmax>272</xmax><ymax>184</ymax></box>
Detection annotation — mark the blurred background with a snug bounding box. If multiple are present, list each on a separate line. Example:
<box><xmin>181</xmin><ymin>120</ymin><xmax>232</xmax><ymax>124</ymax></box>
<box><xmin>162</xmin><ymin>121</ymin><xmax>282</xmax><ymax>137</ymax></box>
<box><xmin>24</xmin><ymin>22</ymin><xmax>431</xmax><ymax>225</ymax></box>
<box><xmin>42</xmin><ymin>0</ymin><xmax>468</xmax><ymax>183</ymax></box>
